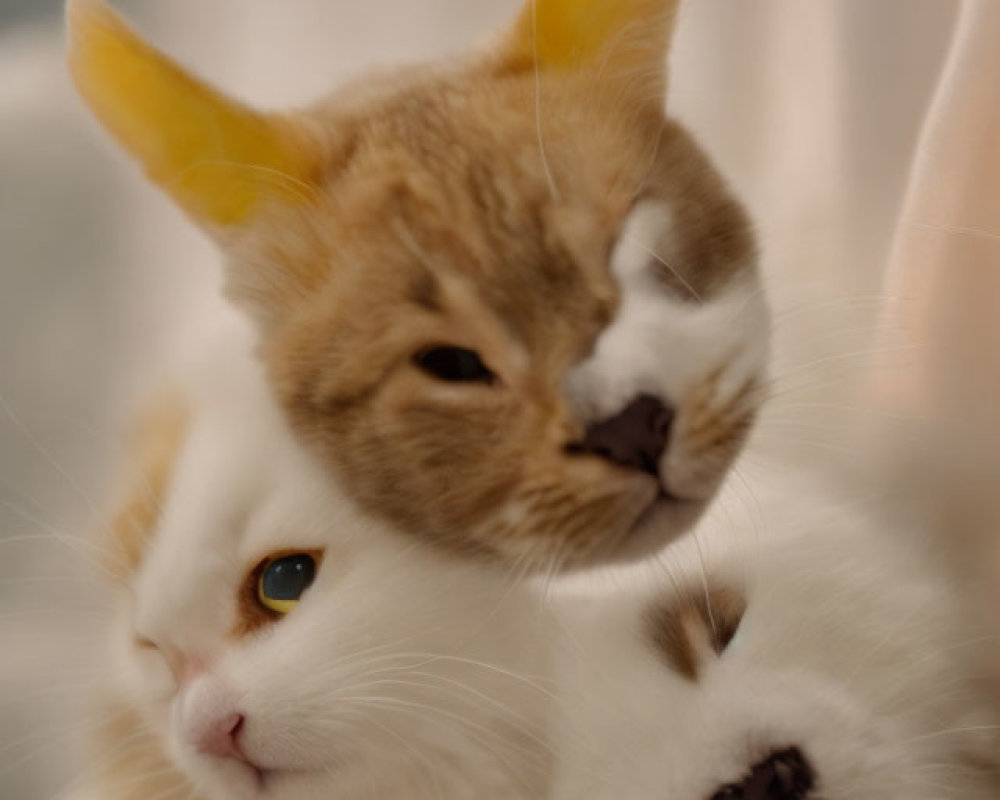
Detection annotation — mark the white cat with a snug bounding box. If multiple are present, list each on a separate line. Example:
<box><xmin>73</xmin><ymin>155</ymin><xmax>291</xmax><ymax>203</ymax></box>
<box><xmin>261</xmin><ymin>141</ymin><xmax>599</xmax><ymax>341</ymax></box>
<box><xmin>78</xmin><ymin>315</ymin><xmax>554</xmax><ymax>800</ymax></box>
<box><xmin>549</xmin><ymin>450</ymin><xmax>1000</xmax><ymax>799</ymax></box>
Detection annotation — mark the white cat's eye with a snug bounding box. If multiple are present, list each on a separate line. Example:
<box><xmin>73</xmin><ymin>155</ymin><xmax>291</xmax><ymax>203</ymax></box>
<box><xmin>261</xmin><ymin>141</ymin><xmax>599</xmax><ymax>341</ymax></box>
<box><xmin>257</xmin><ymin>552</ymin><xmax>319</xmax><ymax>615</ymax></box>
<box><xmin>414</xmin><ymin>346</ymin><xmax>496</xmax><ymax>385</ymax></box>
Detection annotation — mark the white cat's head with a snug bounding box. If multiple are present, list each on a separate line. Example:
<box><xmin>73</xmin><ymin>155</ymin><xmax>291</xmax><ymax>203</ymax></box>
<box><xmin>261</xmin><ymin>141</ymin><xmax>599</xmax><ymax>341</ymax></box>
<box><xmin>69</xmin><ymin>0</ymin><xmax>770</xmax><ymax>571</ymax></box>
<box><xmin>554</xmin><ymin>530</ymin><xmax>1000</xmax><ymax>800</ymax></box>
<box><xmin>102</xmin><ymin>347</ymin><xmax>550</xmax><ymax>799</ymax></box>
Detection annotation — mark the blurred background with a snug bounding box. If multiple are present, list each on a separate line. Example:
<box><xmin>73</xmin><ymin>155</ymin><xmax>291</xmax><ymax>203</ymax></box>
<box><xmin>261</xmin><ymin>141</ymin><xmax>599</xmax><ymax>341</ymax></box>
<box><xmin>0</xmin><ymin>0</ymin><xmax>974</xmax><ymax>797</ymax></box>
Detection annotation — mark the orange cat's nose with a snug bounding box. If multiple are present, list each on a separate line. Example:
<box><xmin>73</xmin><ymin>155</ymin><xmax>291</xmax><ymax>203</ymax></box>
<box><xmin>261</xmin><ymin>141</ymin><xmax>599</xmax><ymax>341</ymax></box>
<box><xmin>574</xmin><ymin>394</ymin><xmax>674</xmax><ymax>476</ymax></box>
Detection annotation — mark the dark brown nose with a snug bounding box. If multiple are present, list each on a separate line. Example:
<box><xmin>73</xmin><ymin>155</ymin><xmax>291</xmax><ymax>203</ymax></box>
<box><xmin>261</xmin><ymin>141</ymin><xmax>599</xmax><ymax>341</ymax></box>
<box><xmin>710</xmin><ymin>747</ymin><xmax>815</xmax><ymax>800</ymax></box>
<box><xmin>575</xmin><ymin>394</ymin><xmax>674</xmax><ymax>476</ymax></box>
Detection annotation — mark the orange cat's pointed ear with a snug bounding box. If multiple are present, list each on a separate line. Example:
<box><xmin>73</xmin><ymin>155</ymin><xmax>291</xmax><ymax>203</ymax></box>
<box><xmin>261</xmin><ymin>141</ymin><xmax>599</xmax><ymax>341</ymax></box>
<box><xmin>505</xmin><ymin>0</ymin><xmax>680</xmax><ymax>95</ymax></box>
<box><xmin>67</xmin><ymin>0</ymin><xmax>318</xmax><ymax>227</ymax></box>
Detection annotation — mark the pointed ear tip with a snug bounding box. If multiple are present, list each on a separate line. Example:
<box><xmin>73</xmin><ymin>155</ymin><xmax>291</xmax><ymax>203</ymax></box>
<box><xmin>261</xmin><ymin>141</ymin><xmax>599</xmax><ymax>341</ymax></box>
<box><xmin>66</xmin><ymin>0</ymin><xmax>106</xmax><ymax>32</ymax></box>
<box><xmin>66</xmin><ymin>0</ymin><xmax>141</xmax><ymax>93</ymax></box>
<box><xmin>511</xmin><ymin>0</ymin><xmax>682</xmax><ymax>71</ymax></box>
<box><xmin>65</xmin><ymin>0</ymin><xmax>126</xmax><ymax>53</ymax></box>
<box><xmin>65</xmin><ymin>0</ymin><xmax>93</xmax><ymax>82</ymax></box>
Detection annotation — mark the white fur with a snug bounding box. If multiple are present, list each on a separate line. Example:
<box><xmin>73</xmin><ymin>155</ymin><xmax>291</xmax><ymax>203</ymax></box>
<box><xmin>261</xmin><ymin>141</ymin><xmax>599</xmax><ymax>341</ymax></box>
<box><xmin>550</xmin><ymin>461</ymin><xmax>1000</xmax><ymax>799</ymax></box>
<box><xmin>104</xmin><ymin>315</ymin><xmax>554</xmax><ymax>800</ymax></box>
<box><xmin>567</xmin><ymin>200</ymin><xmax>770</xmax><ymax>501</ymax></box>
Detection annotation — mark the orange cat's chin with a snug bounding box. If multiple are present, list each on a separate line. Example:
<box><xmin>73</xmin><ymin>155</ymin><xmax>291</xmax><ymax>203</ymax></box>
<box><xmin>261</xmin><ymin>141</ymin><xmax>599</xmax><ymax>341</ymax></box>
<box><xmin>611</xmin><ymin>494</ymin><xmax>710</xmax><ymax>565</ymax></box>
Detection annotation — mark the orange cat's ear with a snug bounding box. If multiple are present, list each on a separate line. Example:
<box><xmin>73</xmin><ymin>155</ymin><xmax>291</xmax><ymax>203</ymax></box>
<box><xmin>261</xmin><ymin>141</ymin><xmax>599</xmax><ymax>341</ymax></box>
<box><xmin>504</xmin><ymin>0</ymin><xmax>680</xmax><ymax>97</ymax></box>
<box><xmin>67</xmin><ymin>0</ymin><xmax>318</xmax><ymax>228</ymax></box>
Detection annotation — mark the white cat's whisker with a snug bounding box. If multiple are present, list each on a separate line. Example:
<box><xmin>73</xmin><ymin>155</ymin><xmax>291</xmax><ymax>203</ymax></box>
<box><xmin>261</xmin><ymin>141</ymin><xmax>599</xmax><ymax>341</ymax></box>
<box><xmin>905</xmin><ymin>219</ymin><xmax>1000</xmax><ymax>242</ymax></box>
<box><xmin>0</xmin><ymin>389</ymin><xmax>101</xmax><ymax>518</ymax></box>
<box><xmin>338</xmin><ymin>651</ymin><xmax>555</xmax><ymax>700</ymax></box>
<box><xmin>346</xmin><ymin>671</ymin><xmax>555</xmax><ymax>755</ymax></box>
<box><xmin>0</xmin><ymin>705</ymin><xmax>140</xmax><ymax>783</ymax></box>
<box><xmin>0</xmin><ymin>715</ymin><xmax>103</xmax><ymax>763</ymax></box>
<box><xmin>770</xmin><ymin>293</ymin><xmax>905</xmax><ymax>324</ymax></box>
<box><xmin>314</xmin><ymin>631</ymin><xmax>450</xmax><ymax>677</ymax></box>
<box><xmin>56</xmin><ymin>719</ymin><xmax>161</xmax><ymax>798</ymax></box>
<box><xmin>0</xmin><ymin>676</ymin><xmax>107</xmax><ymax>706</ymax></box>
<box><xmin>0</xmin><ymin>607</ymin><xmax>110</xmax><ymax>621</ymax></box>
<box><xmin>748</xmin><ymin>432</ymin><xmax>874</xmax><ymax>458</ymax></box>
<box><xmin>898</xmin><ymin>723</ymin><xmax>1000</xmax><ymax>747</ymax></box>
<box><xmin>844</xmin><ymin>604</ymin><xmax>929</xmax><ymax>690</ymax></box>
<box><xmin>345</xmin><ymin>690</ymin><xmax>548</xmax><ymax>759</ymax></box>
<box><xmin>143</xmin><ymin>777</ymin><xmax>198</xmax><ymax>800</ymax></box>
<box><xmin>357</xmin><ymin>713</ymin><xmax>452</xmax><ymax>799</ymax></box>
<box><xmin>0</xmin><ymin>475</ymin><xmax>50</xmax><ymax>518</ymax></box>
<box><xmin>768</xmin><ymin>343</ymin><xmax>922</xmax><ymax>385</ymax></box>
<box><xmin>346</xmin><ymin>695</ymin><xmax>545</xmax><ymax>794</ymax></box>
<box><xmin>0</xmin><ymin>502</ymin><xmax>126</xmax><ymax>579</ymax></box>
<box><xmin>80</xmin><ymin>762</ymin><xmax>185</xmax><ymax>794</ymax></box>
<box><xmin>0</xmin><ymin>574</ymin><xmax>103</xmax><ymax>587</ymax></box>
<box><xmin>768</xmin><ymin>402</ymin><xmax>927</xmax><ymax>421</ymax></box>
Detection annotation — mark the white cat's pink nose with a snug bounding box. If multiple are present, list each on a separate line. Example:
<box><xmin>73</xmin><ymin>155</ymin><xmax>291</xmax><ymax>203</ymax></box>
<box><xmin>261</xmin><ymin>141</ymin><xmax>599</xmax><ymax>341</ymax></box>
<box><xmin>193</xmin><ymin>711</ymin><xmax>246</xmax><ymax>760</ymax></box>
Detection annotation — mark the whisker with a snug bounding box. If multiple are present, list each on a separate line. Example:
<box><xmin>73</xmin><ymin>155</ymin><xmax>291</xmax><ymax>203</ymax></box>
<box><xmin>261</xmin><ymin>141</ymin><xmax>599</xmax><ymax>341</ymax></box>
<box><xmin>905</xmin><ymin>219</ymin><xmax>1000</xmax><ymax>242</ymax></box>
<box><xmin>171</xmin><ymin>160</ymin><xmax>316</xmax><ymax>208</ymax></box>
<box><xmin>530</xmin><ymin>0</ymin><xmax>560</xmax><ymax>200</ymax></box>
<box><xmin>0</xmin><ymin>503</ymin><xmax>124</xmax><ymax>579</ymax></box>
<box><xmin>634</xmin><ymin>240</ymin><xmax>703</xmax><ymax>302</ymax></box>
<box><xmin>0</xmin><ymin>390</ymin><xmax>100</xmax><ymax>517</ymax></box>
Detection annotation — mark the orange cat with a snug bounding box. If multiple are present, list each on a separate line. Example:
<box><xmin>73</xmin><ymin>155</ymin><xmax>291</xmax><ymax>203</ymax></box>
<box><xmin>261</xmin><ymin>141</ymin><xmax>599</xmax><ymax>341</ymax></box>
<box><xmin>69</xmin><ymin>0</ymin><xmax>769</xmax><ymax>571</ymax></box>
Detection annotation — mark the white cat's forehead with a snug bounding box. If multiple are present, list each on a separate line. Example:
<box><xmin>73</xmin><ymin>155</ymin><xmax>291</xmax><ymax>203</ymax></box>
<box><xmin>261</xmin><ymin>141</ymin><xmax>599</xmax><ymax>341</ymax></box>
<box><xmin>130</xmin><ymin>369</ymin><xmax>352</xmax><ymax>638</ymax></box>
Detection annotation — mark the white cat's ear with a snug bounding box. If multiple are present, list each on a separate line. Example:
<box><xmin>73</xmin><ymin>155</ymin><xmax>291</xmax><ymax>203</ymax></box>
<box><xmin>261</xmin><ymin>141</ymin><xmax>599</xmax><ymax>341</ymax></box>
<box><xmin>503</xmin><ymin>0</ymin><xmax>680</xmax><ymax>100</ymax></box>
<box><xmin>67</xmin><ymin>0</ymin><xmax>319</xmax><ymax>228</ymax></box>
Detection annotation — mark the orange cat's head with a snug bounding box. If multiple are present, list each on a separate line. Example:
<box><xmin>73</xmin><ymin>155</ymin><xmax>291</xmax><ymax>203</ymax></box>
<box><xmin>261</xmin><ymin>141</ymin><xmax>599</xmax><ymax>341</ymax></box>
<box><xmin>69</xmin><ymin>0</ymin><xmax>769</xmax><ymax>570</ymax></box>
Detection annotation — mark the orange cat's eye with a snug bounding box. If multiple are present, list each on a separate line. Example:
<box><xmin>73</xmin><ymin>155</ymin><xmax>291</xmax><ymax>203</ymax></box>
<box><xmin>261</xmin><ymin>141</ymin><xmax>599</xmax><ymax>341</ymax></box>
<box><xmin>415</xmin><ymin>347</ymin><xmax>495</xmax><ymax>384</ymax></box>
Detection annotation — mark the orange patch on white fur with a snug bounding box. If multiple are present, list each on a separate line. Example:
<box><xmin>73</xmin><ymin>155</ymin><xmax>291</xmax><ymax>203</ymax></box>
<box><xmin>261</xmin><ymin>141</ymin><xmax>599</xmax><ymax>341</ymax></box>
<box><xmin>82</xmin><ymin>697</ymin><xmax>198</xmax><ymax>799</ymax></box>
<box><xmin>646</xmin><ymin>581</ymin><xmax>747</xmax><ymax>681</ymax></box>
<box><xmin>105</xmin><ymin>389</ymin><xmax>190</xmax><ymax>582</ymax></box>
